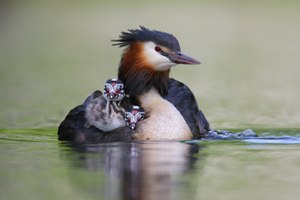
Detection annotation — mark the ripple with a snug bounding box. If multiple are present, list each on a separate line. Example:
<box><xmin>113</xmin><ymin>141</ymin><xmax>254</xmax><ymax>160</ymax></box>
<box><xmin>244</xmin><ymin>136</ymin><xmax>300</xmax><ymax>144</ymax></box>
<box><xmin>201</xmin><ymin>129</ymin><xmax>300</xmax><ymax>144</ymax></box>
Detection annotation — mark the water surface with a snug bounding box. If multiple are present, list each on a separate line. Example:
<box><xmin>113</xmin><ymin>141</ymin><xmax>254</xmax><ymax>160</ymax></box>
<box><xmin>1</xmin><ymin>128</ymin><xmax>300</xmax><ymax>200</ymax></box>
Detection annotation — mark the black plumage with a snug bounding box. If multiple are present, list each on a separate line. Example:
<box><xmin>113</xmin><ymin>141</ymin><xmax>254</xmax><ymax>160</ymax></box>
<box><xmin>112</xmin><ymin>26</ymin><xmax>180</xmax><ymax>51</ymax></box>
<box><xmin>165</xmin><ymin>79</ymin><xmax>210</xmax><ymax>138</ymax></box>
<box><xmin>58</xmin><ymin>91</ymin><xmax>132</xmax><ymax>143</ymax></box>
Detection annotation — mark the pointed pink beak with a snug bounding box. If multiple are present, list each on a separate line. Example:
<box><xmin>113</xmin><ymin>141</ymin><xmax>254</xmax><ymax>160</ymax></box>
<box><xmin>169</xmin><ymin>51</ymin><xmax>201</xmax><ymax>65</ymax></box>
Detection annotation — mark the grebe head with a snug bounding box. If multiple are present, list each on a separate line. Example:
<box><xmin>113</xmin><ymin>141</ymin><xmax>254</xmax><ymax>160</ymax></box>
<box><xmin>103</xmin><ymin>78</ymin><xmax>125</xmax><ymax>102</ymax></box>
<box><xmin>112</xmin><ymin>26</ymin><xmax>200</xmax><ymax>97</ymax></box>
<box><xmin>125</xmin><ymin>105</ymin><xmax>145</xmax><ymax>130</ymax></box>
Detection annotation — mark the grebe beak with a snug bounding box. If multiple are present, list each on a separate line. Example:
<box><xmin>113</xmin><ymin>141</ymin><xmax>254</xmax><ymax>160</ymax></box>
<box><xmin>167</xmin><ymin>51</ymin><xmax>201</xmax><ymax>65</ymax></box>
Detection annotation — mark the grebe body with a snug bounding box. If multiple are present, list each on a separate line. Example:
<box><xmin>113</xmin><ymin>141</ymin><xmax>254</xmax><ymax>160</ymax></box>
<box><xmin>58</xmin><ymin>27</ymin><xmax>210</xmax><ymax>143</ymax></box>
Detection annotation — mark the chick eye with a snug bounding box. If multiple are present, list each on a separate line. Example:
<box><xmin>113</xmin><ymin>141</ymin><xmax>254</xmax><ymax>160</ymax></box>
<box><xmin>155</xmin><ymin>46</ymin><xmax>161</xmax><ymax>52</ymax></box>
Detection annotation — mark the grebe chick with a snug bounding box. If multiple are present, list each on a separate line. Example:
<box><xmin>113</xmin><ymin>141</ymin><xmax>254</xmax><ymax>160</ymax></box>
<box><xmin>85</xmin><ymin>78</ymin><xmax>126</xmax><ymax>132</ymax></box>
<box><xmin>125</xmin><ymin>105</ymin><xmax>145</xmax><ymax>130</ymax></box>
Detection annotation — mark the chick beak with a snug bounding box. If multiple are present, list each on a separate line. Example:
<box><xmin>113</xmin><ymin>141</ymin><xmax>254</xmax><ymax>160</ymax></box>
<box><xmin>129</xmin><ymin>123</ymin><xmax>136</xmax><ymax>130</ymax></box>
<box><xmin>168</xmin><ymin>51</ymin><xmax>201</xmax><ymax>65</ymax></box>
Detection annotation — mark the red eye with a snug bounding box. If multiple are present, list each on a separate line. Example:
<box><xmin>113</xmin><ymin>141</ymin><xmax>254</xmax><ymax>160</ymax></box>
<box><xmin>155</xmin><ymin>46</ymin><xmax>161</xmax><ymax>52</ymax></box>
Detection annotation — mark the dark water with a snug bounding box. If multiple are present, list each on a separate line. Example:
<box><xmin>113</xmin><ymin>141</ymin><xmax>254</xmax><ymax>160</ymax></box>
<box><xmin>1</xmin><ymin>128</ymin><xmax>300</xmax><ymax>200</ymax></box>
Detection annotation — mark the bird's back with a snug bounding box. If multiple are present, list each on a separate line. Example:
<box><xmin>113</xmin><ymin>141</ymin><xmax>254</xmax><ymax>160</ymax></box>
<box><xmin>57</xmin><ymin>90</ymin><xmax>133</xmax><ymax>143</ymax></box>
<box><xmin>57</xmin><ymin>79</ymin><xmax>209</xmax><ymax>142</ymax></box>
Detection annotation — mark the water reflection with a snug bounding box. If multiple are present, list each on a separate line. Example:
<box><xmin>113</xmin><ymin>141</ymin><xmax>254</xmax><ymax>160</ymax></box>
<box><xmin>62</xmin><ymin>141</ymin><xmax>203</xmax><ymax>200</ymax></box>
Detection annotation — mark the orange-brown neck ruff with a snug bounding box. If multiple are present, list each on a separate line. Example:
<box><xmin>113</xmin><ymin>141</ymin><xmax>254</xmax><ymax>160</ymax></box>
<box><xmin>118</xmin><ymin>42</ymin><xmax>170</xmax><ymax>97</ymax></box>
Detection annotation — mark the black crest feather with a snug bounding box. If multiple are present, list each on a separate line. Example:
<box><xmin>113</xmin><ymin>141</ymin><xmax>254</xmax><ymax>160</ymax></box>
<box><xmin>112</xmin><ymin>26</ymin><xmax>181</xmax><ymax>51</ymax></box>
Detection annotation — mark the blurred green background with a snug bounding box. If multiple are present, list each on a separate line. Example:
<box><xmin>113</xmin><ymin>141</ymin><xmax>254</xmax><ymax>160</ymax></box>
<box><xmin>0</xmin><ymin>0</ymin><xmax>299</xmax><ymax>129</ymax></box>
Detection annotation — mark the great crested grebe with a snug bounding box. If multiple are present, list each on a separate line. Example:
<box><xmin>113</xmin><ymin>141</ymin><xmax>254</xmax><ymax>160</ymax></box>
<box><xmin>57</xmin><ymin>26</ymin><xmax>209</xmax><ymax>143</ymax></box>
<box><xmin>113</xmin><ymin>26</ymin><xmax>209</xmax><ymax>140</ymax></box>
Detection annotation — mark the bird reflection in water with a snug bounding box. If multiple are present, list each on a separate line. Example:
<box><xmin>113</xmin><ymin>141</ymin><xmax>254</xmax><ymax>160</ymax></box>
<box><xmin>63</xmin><ymin>141</ymin><xmax>203</xmax><ymax>200</ymax></box>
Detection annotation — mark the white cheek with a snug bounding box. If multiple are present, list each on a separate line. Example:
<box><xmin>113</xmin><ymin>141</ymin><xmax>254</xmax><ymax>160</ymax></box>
<box><xmin>143</xmin><ymin>42</ymin><xmax>175</xmax><ymax>71</ymax></box>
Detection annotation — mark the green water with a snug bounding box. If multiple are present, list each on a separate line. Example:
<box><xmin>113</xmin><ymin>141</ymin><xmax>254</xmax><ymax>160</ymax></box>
<box><xmin>1</xmin><ymin>128</ymin><xmax>300</xmax><ymax>200</ymax></box>
<box><xmin>1</xmin><ymin>1</ymin><xmax>300</xmax><ymax>200</ymax></box>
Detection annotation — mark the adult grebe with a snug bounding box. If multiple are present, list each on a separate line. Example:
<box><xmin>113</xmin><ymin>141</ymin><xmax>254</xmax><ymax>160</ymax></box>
<box><xmin>113</xmin><ymin>26</ymin><xmax>209</xmax><ymax>140</ymax></box>
<box><xmin>58</xmin><ymin>27</ymin><xmax>209</xmax><ymax>142</ymax></box>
